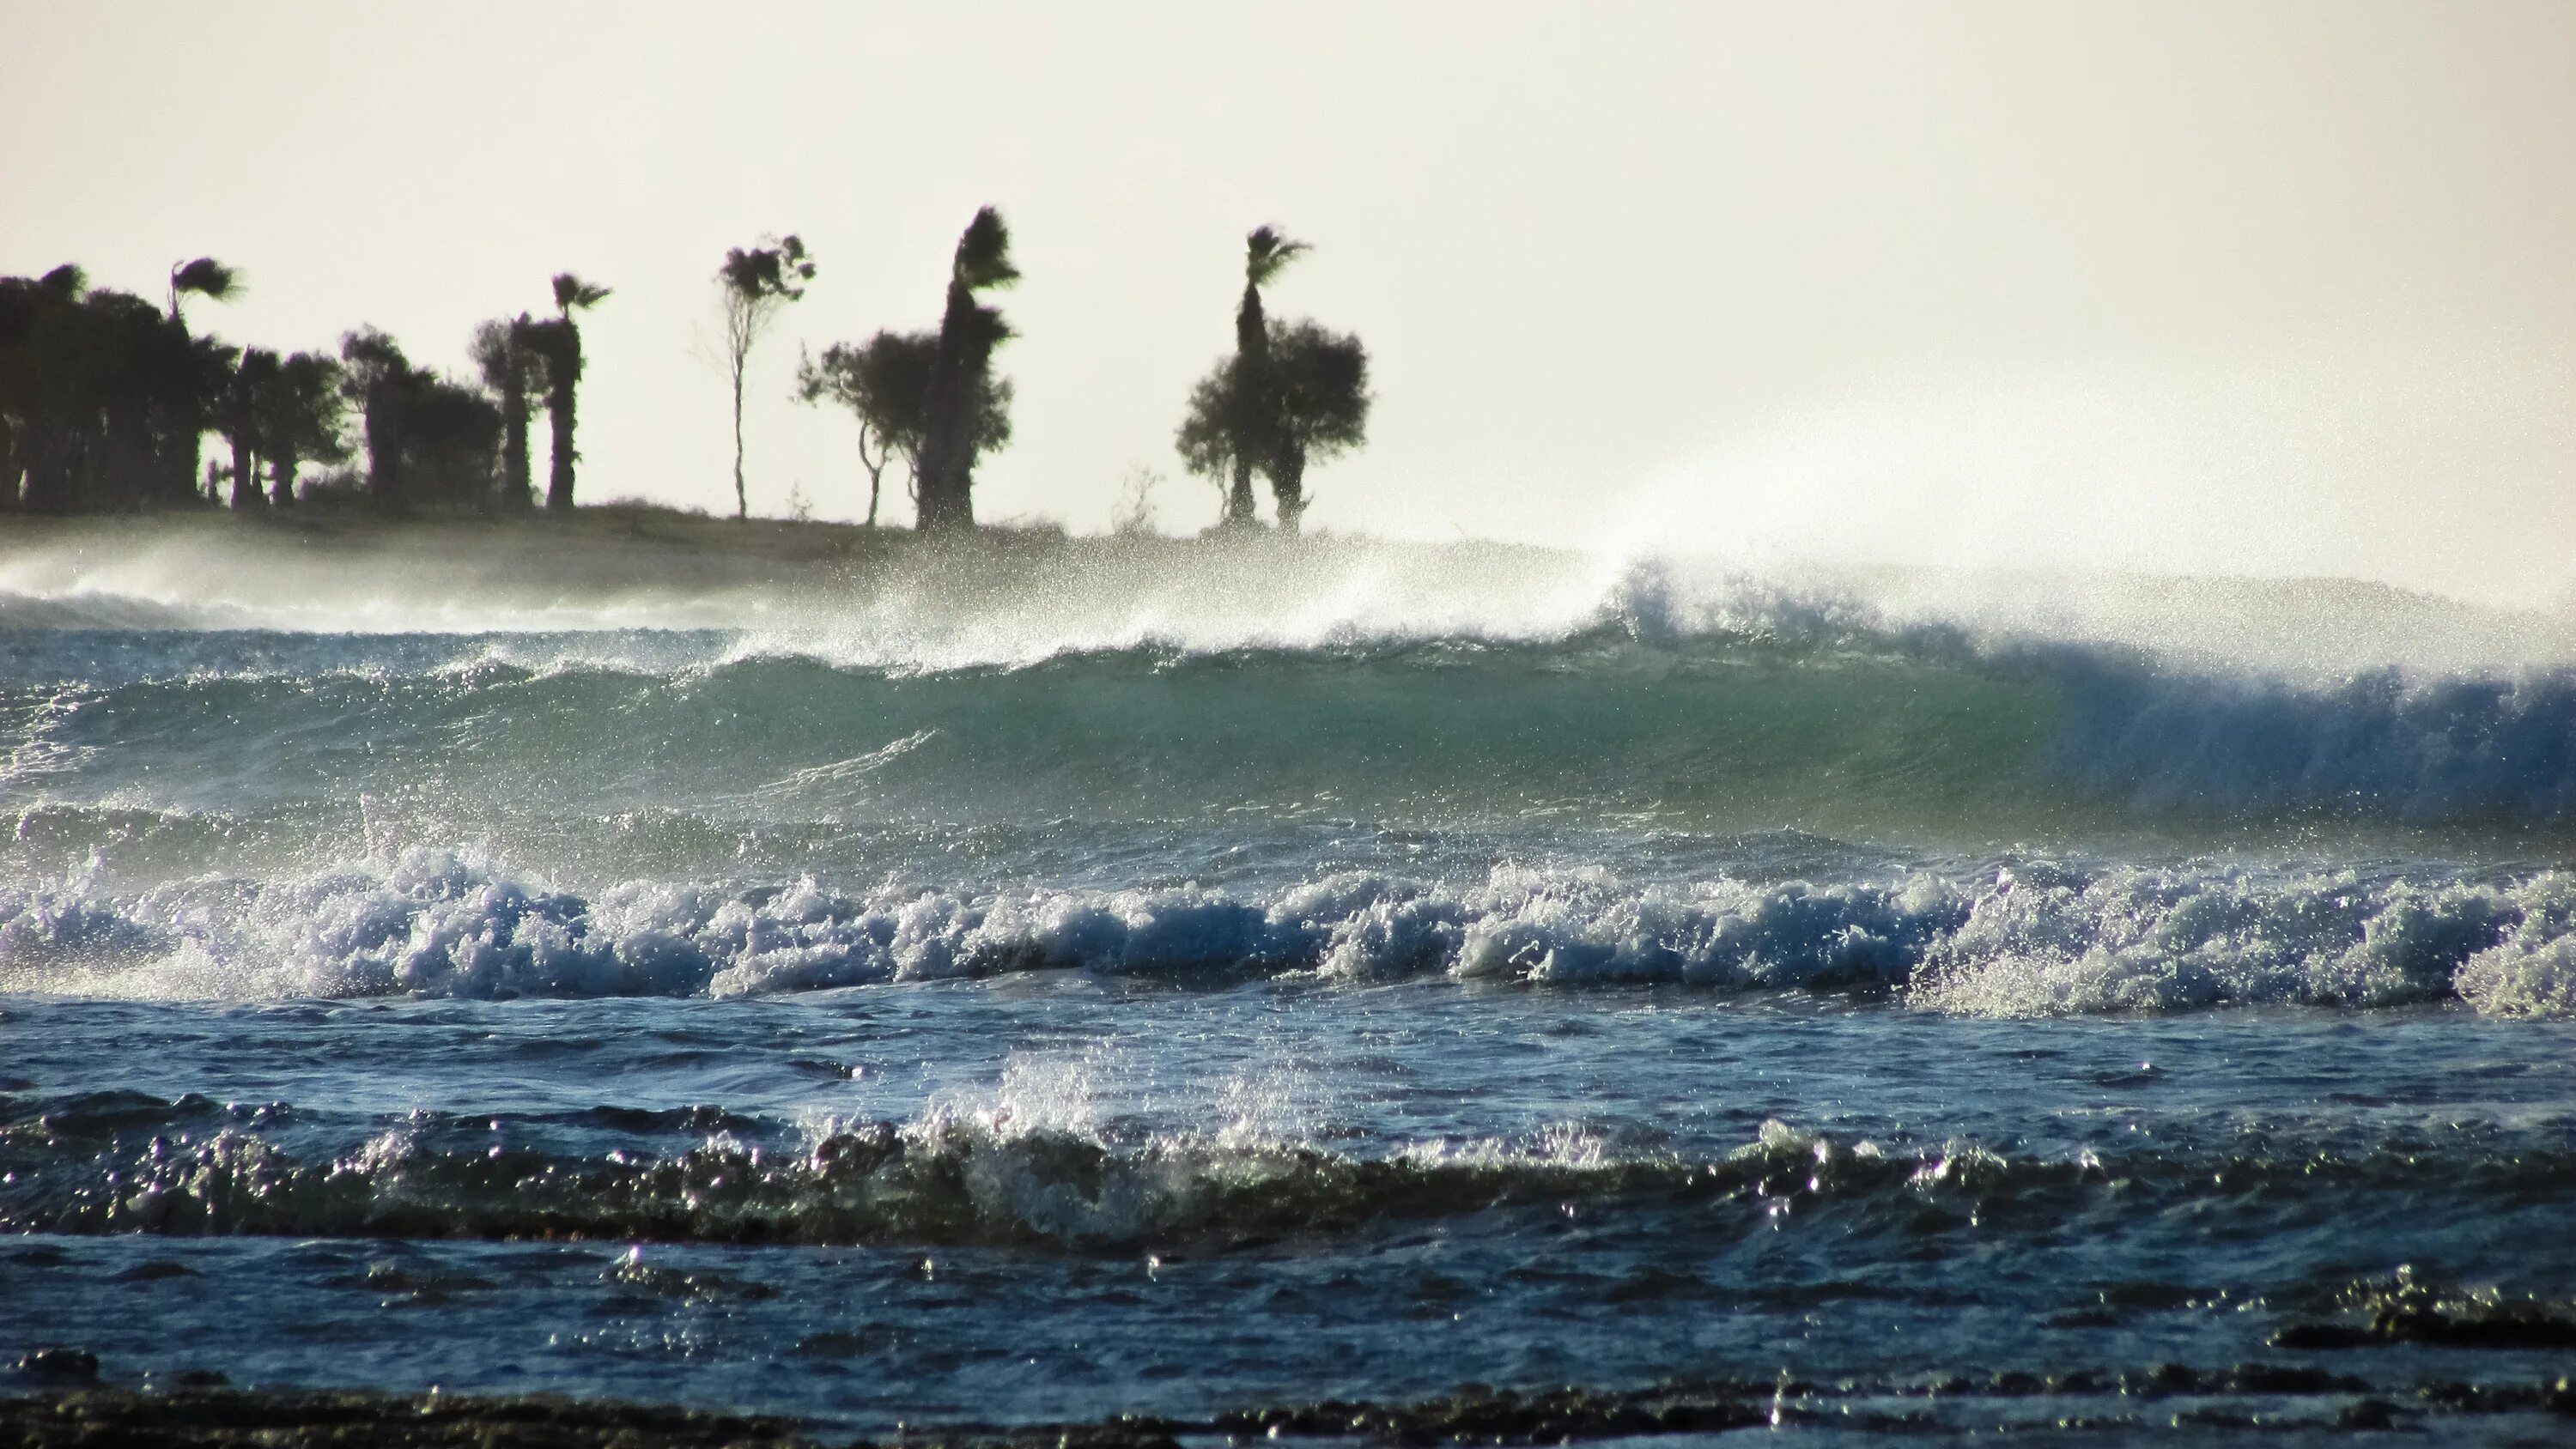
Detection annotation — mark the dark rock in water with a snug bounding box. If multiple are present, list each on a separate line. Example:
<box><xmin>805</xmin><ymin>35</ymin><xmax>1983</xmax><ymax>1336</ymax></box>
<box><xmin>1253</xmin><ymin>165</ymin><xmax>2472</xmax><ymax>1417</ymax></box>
<box><xmin>10</xmin><ymin>1349</ymin><xmax>97</xmax><ymax>1382</ymax></box>
<box><xmin>2276</xmin><ymin>1294</ymin><xmax>2576</xmax><ymax>1351</ymax></box>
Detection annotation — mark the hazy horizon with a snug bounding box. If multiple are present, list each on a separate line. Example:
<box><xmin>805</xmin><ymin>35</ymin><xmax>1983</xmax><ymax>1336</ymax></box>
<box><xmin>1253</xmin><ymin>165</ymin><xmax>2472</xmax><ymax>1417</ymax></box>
<box><xmin>8</xmin><ymin>2</ymin><xmax>2575</xmax><ymax>602</ymax></box>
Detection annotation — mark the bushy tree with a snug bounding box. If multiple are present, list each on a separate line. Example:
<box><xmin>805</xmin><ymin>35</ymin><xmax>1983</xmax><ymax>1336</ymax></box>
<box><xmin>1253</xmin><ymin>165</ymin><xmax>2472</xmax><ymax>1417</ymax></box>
<box><xmin>1260</xmin><ymin>320</ymin><xmax>1369</xmax><ymax>530</ymax></box>
<box><xmin>913</xmin><ymin>209</ymin><xmax>1018</xmax><ymax>534</ymax></box>
<box><xmin>256</xmin><ymin>351</ymin><xmax>349</xmax><ymax>506</ymax></box>
<box><xmin>716</xmin><ymin>237</ymin><xmax>811</xmax><ymax>519</ymax></box>
<box><xmin>798</xmin><ymin>330</ymin><xmax>1008</xmax><ymax>528</ymax></box>
<box><xmin>406</xmin><ymin>378</ymin><xmax>503</xmax><ymax>509</ymax></box>
<box><xmin>1176</xmin><ymin>314</ymin><xmax>1370</xmax><ymax>534</ymax></box>
<box><xmin>339</xmin><ymin>328</ymin><xmax>416</xmax><ymax>511</ymax></box>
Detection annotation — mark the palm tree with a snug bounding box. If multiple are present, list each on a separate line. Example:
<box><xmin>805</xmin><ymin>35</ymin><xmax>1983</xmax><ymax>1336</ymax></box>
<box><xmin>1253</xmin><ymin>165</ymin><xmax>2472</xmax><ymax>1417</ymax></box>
<box><xmin>1219</xmin><ymin>227</ymin><xmax>1307</xmax><ymax>526</ymax></box>
<box><xmin>539</xmin><ymin>273</ymin><xmax>609</xmax><ymax>511</ymax></box>
<box><xmin>914</xmin><ymin>209</ymin><xmax>1018</xmax><ymax>533</ymax></box>
<box><xmin>716</xmin><ymin>238</ymin><xmax>812</xmax><ymax>519</ymax></box>
<box><xmin>471</xmin><ymin>313</ymin><xmax>542</xmax><ymax>508</ymax></box>
<box><xmin>167</xmin><ymin>258</ymin><xmax>240</xmax><ymax>326</ymax></box>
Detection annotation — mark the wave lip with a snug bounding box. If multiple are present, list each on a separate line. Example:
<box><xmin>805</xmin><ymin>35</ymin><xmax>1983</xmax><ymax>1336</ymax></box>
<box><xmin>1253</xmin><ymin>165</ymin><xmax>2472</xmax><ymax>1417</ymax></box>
<box><xmin>7</xmin><ymin>849</ymin><xmax>2576</xmax><ymax>1017</ymax></box>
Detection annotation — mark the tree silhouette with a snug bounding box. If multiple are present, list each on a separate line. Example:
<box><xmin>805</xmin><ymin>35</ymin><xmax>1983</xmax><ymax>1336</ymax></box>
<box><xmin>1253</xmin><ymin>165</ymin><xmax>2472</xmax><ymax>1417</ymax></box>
<box><xmin>1174</xmin><ymin>360</ymin><xmax>1251</xmax><ymax>519</ymax></box>
<box><xmin>538</xmin><ymin>273</ymin><xmax>610</xmax><ymax>511</ymax></box>
<box><xmin>222</xmin><ymin>348</ymin><xmax>280</xmax><ymax>509</ymax></box>
<box><xmin>914</xmin><ymin>209</ymin><xmax>1018</xmax><ymax>534</ymax></box>
<box><xmin>1218</xmin><ymin>227</ymin><xmax>1307</xmax><ymax>526</ymax></box>
<box><xmin>1</xmin><ymin>267</ymin><xmax>94</xmax><ymax>511</ymax></box>
<box><xmin>406</xmin><ymin>376</ymin><xmax>502</xmax><ymax>510</ymax></box>
<box><xmin>716</xmin><ymin>236</ymin><xmax>812</xmax><ymax>520</ymax></box>
<box><xmin>1260</xmin><ymin>319</ymin><xmax>1369</xmax><ymax>531</ymax></box>
<box><xmin>255</xmin><ymin>351</ymin><xmax>349</xmax><ymax>506</ymax></box>
<box><xmin>799</xmin><ymin>330</ymin><xmax>1009</xmax><ymax>529</ymax></box>
<box><xmin>339</xmin><ymin>328</ymin><xmax>417</xmax><ymax>512</ymax></box>
<box><xmin>1176</xmin><ymin>317</ymin><xmax>1369</xmax><ymax>534</ymax></box>
<box><xmin>471</xmin><ymin>313</ymin><xmax>543</xmax><ymax>509</ymax></box>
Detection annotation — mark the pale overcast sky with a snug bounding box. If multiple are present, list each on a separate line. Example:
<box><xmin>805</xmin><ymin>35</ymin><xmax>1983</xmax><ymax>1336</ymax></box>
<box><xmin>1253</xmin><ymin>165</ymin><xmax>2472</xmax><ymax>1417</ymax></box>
<box><xmin>8</xmin><ymin>3</ymin><xmax>2575</xmax><ymax>600</ymax></box>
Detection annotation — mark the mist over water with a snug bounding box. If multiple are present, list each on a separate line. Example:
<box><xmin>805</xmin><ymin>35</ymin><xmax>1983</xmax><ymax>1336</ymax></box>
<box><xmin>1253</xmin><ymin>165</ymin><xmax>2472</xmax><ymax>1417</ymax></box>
<box><xmin>9</xmin><ymin>528</ymin><xmax>2576</xmax><ymax>1437</ymax></box>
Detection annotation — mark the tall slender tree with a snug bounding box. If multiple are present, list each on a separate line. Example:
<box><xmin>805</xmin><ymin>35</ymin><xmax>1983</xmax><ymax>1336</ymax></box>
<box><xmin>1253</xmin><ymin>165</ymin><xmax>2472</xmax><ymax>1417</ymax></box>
<box><xmin>471</xmin><ymin>313</ymin><xmax>542</xmax><ymax>508</ymax></box>
<box><xmin>1221</xmin><ymin>227</ymin><xmax>1306</xmax><ymax>526</ymax></box>
<box><xmin>913</xmin><ymin>209</ymin><xmax>1018</xmax><ymax>534</ymax></box>
<box><xmin>537</xmin><ymin>274</ymin><xmax>609</xmax><ymax>511</ymax></box>
<box><xmin>716</xmin><ymin>236</ymin><xmax>812</xmax><ymax>520</ymax></box>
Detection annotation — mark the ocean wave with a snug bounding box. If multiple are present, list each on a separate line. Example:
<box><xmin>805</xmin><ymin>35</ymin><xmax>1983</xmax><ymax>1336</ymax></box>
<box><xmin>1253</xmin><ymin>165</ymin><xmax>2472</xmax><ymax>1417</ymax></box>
<box><xmin>8</xmin><ymin>1098</ymin><xmax>2558</xmax><ymax>1250</ymax></box>
<box><xmin>10</xmin><ymin>593</ymin><xmax>2576</xmax><ymax>834</ymax></box>
<box><xmin>5</xmin><ymin>849</ymin><xmax>2574</xmax><ymax>1016</ymax></box>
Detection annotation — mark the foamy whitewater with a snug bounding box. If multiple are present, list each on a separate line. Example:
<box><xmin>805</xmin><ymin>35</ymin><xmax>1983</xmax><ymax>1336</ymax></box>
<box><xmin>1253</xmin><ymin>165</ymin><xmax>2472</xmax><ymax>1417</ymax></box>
<box><xmin>7</xmin><ymin>537</ymin><xmax>2576</xmax><ymax>1440</ymax></box>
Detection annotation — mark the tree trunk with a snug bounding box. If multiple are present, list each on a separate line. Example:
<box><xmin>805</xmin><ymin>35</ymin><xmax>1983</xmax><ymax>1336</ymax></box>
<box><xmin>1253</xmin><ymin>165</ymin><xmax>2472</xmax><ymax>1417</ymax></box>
<box><xmin>860</xmin><ymin>426</ymin><xmax>884</xmax><ymax>528</ymax></box>
<box><xmin>1225</xmin><ymin>280</ymin><xmax>1271</xmax><ymax>527</ymax></box>
<box><xmin>1271</xmin><ymin>441</ymin><xmax>1307</xmax><ymax>535</ymax></box>
<box><xmin>368</xmin><ymin>394</ymin><xmax>406</xmax><ymax>512</ymax></box>
<box><xmin>269</xmin><ymin>452</ymin><xmax>297</xmax><ymax>507</ymax></box>
<box><xmin>230</xmin><ymin>440</ymin><xmax>261</xmax><ymax>510</ymax></box>
<box><xmin>545</xmin><ymin>321</ymin><xmax>580</xmax><ymax>511</ymax></box>
<box><xmin>501</xmin><ymin>380</ymin><xmax>531</xmax><ymax>509</ymax></box>
<box><xmin>914</xmin><ymin>278</ymin><xmax>976</xmax><ymax>534</ymax></box>
<box><xmin>731</xmin><ymin>364</ymin><xmax>747</xmax><ymax>520</ymax></box>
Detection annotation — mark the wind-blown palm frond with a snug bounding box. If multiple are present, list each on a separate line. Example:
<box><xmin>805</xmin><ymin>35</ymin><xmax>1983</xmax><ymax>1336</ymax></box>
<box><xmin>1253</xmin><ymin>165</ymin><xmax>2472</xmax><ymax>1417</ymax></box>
<box><xmin>953</xmin><ymin>208</ymin><xmax>1019</xmax><ymax>291</ymax></box>
<box><xmin>1245</xmin><ymin>226</ymin><xmax>1309</xmax><ymax>288</ymax></box>
<box><xmin>551</xmin><ymin>273</ymin><xmax>611</xmax><ymax>317</ymax></box>
<box><xmin>171</xmin><ymin>258</ymin><xmax>241</xmax><ymax>303</ymax></box>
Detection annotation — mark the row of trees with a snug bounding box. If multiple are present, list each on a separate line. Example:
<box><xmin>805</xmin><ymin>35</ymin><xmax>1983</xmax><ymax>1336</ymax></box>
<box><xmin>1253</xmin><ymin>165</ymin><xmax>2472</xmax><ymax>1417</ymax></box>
<box><xmin>0</xmin><ymin>259</ymin><xmax>610</xmax><ymax>516</ymax></box>
<box><xmin>6</xmin><ymin>212</ymin><xmax>1372</xmax><ymax>532</ymax></box>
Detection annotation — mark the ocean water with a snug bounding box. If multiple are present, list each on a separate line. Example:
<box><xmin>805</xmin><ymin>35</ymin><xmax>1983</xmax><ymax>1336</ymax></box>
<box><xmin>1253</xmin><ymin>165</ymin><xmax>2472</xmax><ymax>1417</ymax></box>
<box><xmin>5</xmin><ymin>538</ymin><xmax>2576</xmax><ymax>1440</ymax></box>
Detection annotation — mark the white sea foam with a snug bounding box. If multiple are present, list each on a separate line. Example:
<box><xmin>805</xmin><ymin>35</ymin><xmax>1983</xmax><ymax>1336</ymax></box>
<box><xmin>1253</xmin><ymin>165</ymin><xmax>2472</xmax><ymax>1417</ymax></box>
<box><xmin>5</xmin><ymin>846</ymin><xmax>2570</xmax><ymax>1017</ymax></box>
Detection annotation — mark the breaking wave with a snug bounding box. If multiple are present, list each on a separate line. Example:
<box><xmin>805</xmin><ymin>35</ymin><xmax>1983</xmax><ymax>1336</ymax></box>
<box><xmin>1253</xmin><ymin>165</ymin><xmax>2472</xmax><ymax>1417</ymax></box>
<box><xmin>6</xmin><ymin>848</ymin><xmax>2576</xmax><ymax>1016</ymax></box>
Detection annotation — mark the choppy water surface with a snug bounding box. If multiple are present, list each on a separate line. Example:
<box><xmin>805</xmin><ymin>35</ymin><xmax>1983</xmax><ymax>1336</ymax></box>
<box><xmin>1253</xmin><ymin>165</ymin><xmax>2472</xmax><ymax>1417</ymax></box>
<box><xmin>5</xmin><ymin>541</ymin><xmax>2576</xmax><ymax>1440</ymax></box>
